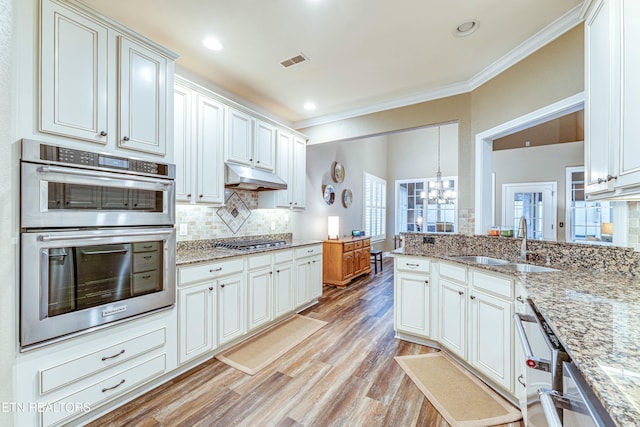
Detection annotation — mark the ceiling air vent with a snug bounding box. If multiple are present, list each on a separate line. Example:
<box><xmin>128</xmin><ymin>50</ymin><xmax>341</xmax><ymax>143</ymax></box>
<box><xmin>280</xmin><ymin>53</ymin><xmax>308</xmax><ymax>68</ymax></box>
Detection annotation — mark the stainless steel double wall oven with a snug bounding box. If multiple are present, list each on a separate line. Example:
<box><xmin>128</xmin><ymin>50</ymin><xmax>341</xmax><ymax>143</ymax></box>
<box><xmin>20</xmin><ymin>140</ymin><xmax>176</xmax><ymax>349</ymax></box>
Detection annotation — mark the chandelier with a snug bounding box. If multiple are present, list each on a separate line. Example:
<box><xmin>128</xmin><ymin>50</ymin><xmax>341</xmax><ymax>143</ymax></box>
<box><xmin>427</xmin><ymin>125</ymin><xmax>456</xmax><ymax>204</ymax></box>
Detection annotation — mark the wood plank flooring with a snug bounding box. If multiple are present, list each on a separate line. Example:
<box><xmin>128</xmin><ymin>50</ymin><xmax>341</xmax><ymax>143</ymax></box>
<box><xmin>89</xmin><ymin>257</ymin><xmax>523</xmax><ymax>426</ymax></box>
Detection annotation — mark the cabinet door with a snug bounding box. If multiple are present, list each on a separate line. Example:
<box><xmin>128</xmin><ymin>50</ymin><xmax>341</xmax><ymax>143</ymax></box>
<box><xmin>196</xmin><ymin>94</ymin><xmax>225</xmax><ymax>204</ymax></box>
<box><xmin>309</xmin><ymin>256</ymin><xmax>323</xmax><ymax>300</ymax></box>
<box><xmin>248</xmin><ymin>268</ymin><xmax>273</xmax><ymax>331</ymax></box>
<box><xmin>292</xmin><ymin>136</ymin><xmax>307</xmax><ymax>208</ymax></box>
<box><xmin>178</xmin><ymin>283</ymin><xmax>215</xmax><ymax>364</ymax></box>
<box><xmin>342</xmin><ymin>251</ymin><xmax>354</xmax><ymax>279</ymax></box>
<box><xmin>395</xmin><ymin>272</ymin><xmax>430</xmax><ymax>337</ymax></box>
<box><xmin>226</xmin><ymin>107</ymin><xmax>253</xmax><ymax>166</ymax></box>
<box><xmin>585</xmin><ymin>0</ymin><xmax>614</xmax><ymax>195</ymax></box>
<box><xmin>118</xmin><ymin>37</ymin><xmax>167</xmax><ymax>155</ymax></box>
<box><xmin>469</xmin><ymin>291</ymin><xmax>513</xmax><ymax>391</ymax></box>
<box><xmin>274</xmin><ymin>262</ymin><xmax>294</xmax><ymax>317</ymax></box>
<box><xmin>359</xmin><ymin>248</ymin><xmax>371</xmax><ymax>273</ymax></box>
<box><xmin>354</xmin><ymin>250</ymin><xmax>364</xmax><ymax>274</ymax></box>
<box><xmin>275</xmin><ymin>131</ymin><xmax>293</xmax><ymax>207</ymax></box>
<box><xmin>40</xmin><ymin>0</ymin><xmax>108</xmax><ymax>143</ymax></box>
<box><xmin>254</xmin><ymin>120</ymin><xmax>276</xmax><ymax>172</ymax></box>
<box><xmin>616</xmin><ymin>0</ymin><xmax>640</xmax><ymax>190</ymax></box>
<box><xmin>439</xmin><ymin>279</ymin><xmax>467</xmax><ymax>359</ymax></box>
<box><xmin>295</xmin><ymin>259</ymin><xmax>311</xmax><ymax>307</ymax></box>
<box><xmin>218</xmin><ymin>273</ymin><xmax>245</xmax><ymax>345</ymax></box>
<box><xmin>174</xmin><ymin>84</ymin><xmax>193</xmax><ymax>203</ymax></box>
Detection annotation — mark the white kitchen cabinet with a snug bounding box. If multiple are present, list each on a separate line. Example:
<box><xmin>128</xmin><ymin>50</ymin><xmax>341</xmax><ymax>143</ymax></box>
<box><xmin>469</xmin><ymin>289</ymin><xmax>513</xmax><ymax>391</ymax></box>
<box><xmin>217</xmin><ymin>273</ymin><xmax>246</xmax><ymax>346</ymax></box>
<box><xmin>225</xmin><ymin>107</ymin><xmax>254</xmax><ymax>167</ymax></box>
<box><xmin>309</xmin><ymin>255</ymin><xmax>323</xmax><ymax>300</ymax></box>
<box><xmin>178</xmin><ymin>282</ymin><xmax>216</xmax><ymax>364</ymax></box>
<box><xmin>274</xmin><ymin>260</ymin><xmax>295</xmax><ymax>317</ymax></box>
<box><xmin>40</xmin><ymin>0</ymin><xmax>175</xmax><ymax>156</ymax></box>
<box><xmin>395</xmin><ymin>270</ymin><xmax>430</xmax><ymax>338</ymax></box>
<box><xmin>439</xmin><ymin>278</ymin><xmax>467</xmax><ymax>359</ymax></box>
<box><xmin>248</xmin><ymin>266</ymin><xmax>273</xmax><ymax>331</ymax></box>
<box><xmin>258</xmin><ymin>130</ymin><xmax>307</xmax><ymax>209</ymax></box>
<box><xmin>585</xmin><ymin>0</ymin><xmax>640</xmax><ymax>198</ymax></box>
<box><xmin>294</xmin><ymin>245</ymin><xmax>323</xmax><ymax>307</ymax></box>
<box><xmin>254</xmin><ymin>119</ymin><xmax>277</xmax><ymax>171</ymax></box>
<box><xmin>174</xmin><ymin>78</ymin><xmax>225</xmax><ymax>205</ymax></box>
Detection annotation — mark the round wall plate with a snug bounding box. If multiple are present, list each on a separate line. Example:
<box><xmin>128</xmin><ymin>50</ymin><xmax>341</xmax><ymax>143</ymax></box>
<box><xmin>323</xmin><ymin>184</ymin><xmax>335</xmax><ymax>205</ymax></box>
<box><xmin>332</xmin><ymin>161</ymin><xmax>345</xmax><ymax>183</ymax></box>
<box><xmin>342</xmin><ymin>189</ymin><xmax>353</xmax><ymax>208</ymax></box>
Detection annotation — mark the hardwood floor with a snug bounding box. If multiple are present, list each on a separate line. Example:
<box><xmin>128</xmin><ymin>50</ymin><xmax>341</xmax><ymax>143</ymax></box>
<box><xmin>89</xmin><ymin>257</ymin><xmax>522</xmax><ymax>427</ymax></box>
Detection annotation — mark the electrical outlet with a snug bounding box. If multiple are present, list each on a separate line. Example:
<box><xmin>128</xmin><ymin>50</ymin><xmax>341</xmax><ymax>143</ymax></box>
<box><xmin>423</xmin><ymin>236</ymin><xmax>435</xmax><ymax>244</ymax></box>
<box><xmin>271</xmin><ymin>221</ymin><xmax>276</xmax><ymax>231</ymax></box>
<box><xmin>179</xmin><ymin>223</ymin><xmax>188</xmax><ymax>236</ymax></box>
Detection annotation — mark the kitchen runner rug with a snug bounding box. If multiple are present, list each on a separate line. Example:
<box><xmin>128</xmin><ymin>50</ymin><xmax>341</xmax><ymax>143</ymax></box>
<box><xmin>216</xmin><ymin>315</ymin><xmax>327</xmax><ymax>375</ymax></box>
<box><xmin>395</xmin><ymin>352</ymin><xmax>522</xmax><ymax>427</ymax></box>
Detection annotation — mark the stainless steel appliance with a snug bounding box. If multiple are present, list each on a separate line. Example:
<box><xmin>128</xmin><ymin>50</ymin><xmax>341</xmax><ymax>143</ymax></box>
<box><xmin>20</xmin><ymin>140</ymin><xmax>176</xmax><ymax>349</ymax></box>
<box><xmin>515</xmin><ymin>298</ymin><xmax>615</xmax><ymax>426</ymax></box>
<box><xmin>215</xmin><ymin>239</ymin><xmax>288</xmax><ymax>251</ymax></box>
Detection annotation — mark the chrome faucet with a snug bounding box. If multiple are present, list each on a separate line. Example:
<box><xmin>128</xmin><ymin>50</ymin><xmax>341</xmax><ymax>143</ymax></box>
<box><xmin>518</xmin><ymin>216</ymin><xmax>527</xmax><ymax>261</ymax></box>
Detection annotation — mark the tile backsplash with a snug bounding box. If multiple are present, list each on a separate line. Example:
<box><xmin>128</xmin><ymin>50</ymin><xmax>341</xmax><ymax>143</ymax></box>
<box><xmin>176</xmin><ymin>190</ymin><xmax>291</xmax><ymax>241</ymax></box>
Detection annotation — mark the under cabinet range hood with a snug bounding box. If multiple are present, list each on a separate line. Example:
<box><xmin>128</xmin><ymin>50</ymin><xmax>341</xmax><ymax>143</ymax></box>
<box><xmin>224</xmin><ymin>163</ymin><xmax>287</xmax><ymax>191</ymax></box>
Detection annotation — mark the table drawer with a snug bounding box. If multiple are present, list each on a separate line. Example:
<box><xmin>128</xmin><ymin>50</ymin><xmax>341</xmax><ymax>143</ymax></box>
<box><xmin>41</xmin><ymin>354</ymin><xmax>166</xmax><ymax>427</ymax></box>
<box><xmin>343</xmin><ymin>242</ymin><xmax>355</xmax><ymax>252</ymax></box>
<box><xmin>179</xmin><ymin>258</ymin><xmax>244</xmax><ymax>285</ymax></box>
<box><xmin>439</xmin><ymin>262</ymin><xmax>467</xmax><ymax>283</ymax></box>
<box><xmin>295</xmin><ymin>245</ymin><xmax>322</xmax><ymax>258</ymax></box>
<box><xmin>40</xmin><ymin>328</ymin><xmax>165</xmax><ymax>394</ymax></box>
<box><xmin>396</xmin><ymin>257</ymin><xmax>430</xmax><ymax>273</ymax></box>
<box><xmin>472</xmin><ymin>271</ymin><xmax>513</xmax><ymax>299</ymax></box>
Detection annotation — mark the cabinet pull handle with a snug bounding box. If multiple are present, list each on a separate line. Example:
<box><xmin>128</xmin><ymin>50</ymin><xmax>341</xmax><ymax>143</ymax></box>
<box><xmin>458</xmin><ymin>291</ymin><xmax>464</xmax><ymax>295</ymax></box>
<box><xmin>607</xmin><ymin>174</ymin><xmax>617</xmax><ymax>182</ymax></box>
<box><xmin>470</xmin><ymin>295</ymin><xmax>476</xmax><ymax>300</ymax></box>
<box><xmin>597</xmin><ymin>177</ymin><xmax>606</xmax><ymax>184</ymax></box>
<box><xmin>249</xmin><ymin>158</ymin><xmax>253</xmax><ymax>162</ymax></box>
<box><xmin>186</xmin><ymin>194</ymin><xmax>192</xmax><ymax>198</ymax></box>
<box><xmin>209</xmin><ymin>286</ymin><xmax>214</xmax><ymax>291</ymax></box>
<box><xmin>424</xmin><ymin>280</ymin><xmax>429</xmax><ymax>284</ymax></box>
<box><xmin>102</xmin><ymin>379</ymin><xmax>125</xmax><ymax>393</ymax></box>
<box><xmin>101</xmin><ymin>349</ymin><xmax>125</xmax><ymax>361</ymax></box>
<box><xmin>143</xmin><ymin>255</ymin><xmax>152</xmax><ymax>259</ymax></box>
<box><xmin>220</xmin><ymin>284</ymin><xmax>225</xmax><ymax>288</ymax></box>
<box><xmin>269</xmin><ymin>271</ymin><xmax>273</xmax><ymax>275</ymax></box>
<box><xmin>308</xmin><ymin>249</ymin><xmax>313</xmax><ymax>253</ymax></box>
<box><xmin>517</xmin><ymin>374</ymin><xmax>526</xmax><ymax>387</ymax></box>
<box><xmin>276</xmin><ymin>270</ymin><xmax>280</xmax><ymax>273</ymax></box>
<box><xmin>210</xmin><ymin>267</ymin><xmax>222</xmax><ymax>273</ymax></box>
<box><xmin>99</xmin><ymin>131</ymin><xmax>107</xmax><ymax>137</ymax></box>
<box><xmin>406</xmin><ymin>263</ymin><xmax>419</xmax><ymax>267</ymax></box>
<box><xmin>123</xmin><ymin>136</ymin><xmax>130</xmax><ymax>141</ymax></box>
<box><xmin>516</xmin><ymin>296</ymin><xmax>524</xmax><ymax>303</ymax></box>
<box><xmin>256</xmin><ymin>160</ymin><xmax>260</xmax><ymax>163</ymax></box>
<box><xmin>141</xmin><ymin>274</ymin><xmax>151</xmax><ymax>279</ymax></box>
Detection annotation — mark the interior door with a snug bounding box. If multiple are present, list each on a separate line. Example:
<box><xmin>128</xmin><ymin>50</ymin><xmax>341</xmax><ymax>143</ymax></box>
<box><xmin>503</xmin><ymin>182</ymin><xmax>557</xmax><ymax>241</ymax></box>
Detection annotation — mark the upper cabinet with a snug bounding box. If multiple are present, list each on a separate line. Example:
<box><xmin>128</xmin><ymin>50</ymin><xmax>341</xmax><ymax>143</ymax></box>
<box><xmin>39</xmin><ymin>0</ymin><xmax>177</xmax><ymax>158</ymax></box>
<box><xmin>259</xmin><ymin>130</ymin><xmax>306</xmax><ymax>209</ymax></box>
<box><xmin>225</xmin><ymin>107</ymin><xmax>277</xmax><ymax>172</ymax></box>
<box><xmin>585</xmin><ymin>0</ymin><xmax>640</xmax><ymax>199</ymax></box>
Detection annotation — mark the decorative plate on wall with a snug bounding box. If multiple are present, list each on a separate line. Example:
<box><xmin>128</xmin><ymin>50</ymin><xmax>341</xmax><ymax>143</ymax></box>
<box><xmin>332</xmin><ymin>161</ymin><xmax>345</xmax><ymax>183</ymax></box>
<box><xmin>323</xmin><ymin>185</ymin><xmax>336</xmax><ymax>205</ymax></box>
<box><xmin>342</xmin><ymin>189</ymin><xmax>353</xmax><ymax>208</ymax></box>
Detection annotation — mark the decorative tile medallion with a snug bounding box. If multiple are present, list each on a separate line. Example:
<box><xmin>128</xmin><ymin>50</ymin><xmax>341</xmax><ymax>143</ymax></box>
<box><xmin>217</xmin><ymin>191</ymin><xmax>251</xmax><ymax>234</ymax></box>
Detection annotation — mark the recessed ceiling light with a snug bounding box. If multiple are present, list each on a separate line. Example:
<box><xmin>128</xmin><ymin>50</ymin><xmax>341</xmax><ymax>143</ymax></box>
<box><xmin>453</xmin><ymin>20</ymin><xmax>479</xmax><ymax>37</ymax></box>
<box><xmin>304</xmin><ymin>102</ymin><xmax>316</xmax><ymax>111</ymax></box>
<box><xmin>202</xmin><ymin>37</ymin><xmax>223</xmax><ymax>51</ymax></box>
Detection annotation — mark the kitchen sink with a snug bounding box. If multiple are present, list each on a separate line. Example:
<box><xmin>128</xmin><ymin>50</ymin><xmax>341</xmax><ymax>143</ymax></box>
<box><xmin>452</xmin><ymin>256</ymin><xmax>511</xmax><ymax>265</ymax></box>
<box><xmin>498</xmin><ymin>263</ymin><xmax>559</xmax><ymax>273</ymax></box>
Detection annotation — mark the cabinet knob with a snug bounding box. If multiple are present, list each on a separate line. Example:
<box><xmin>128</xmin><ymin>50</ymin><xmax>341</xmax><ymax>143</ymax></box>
<box><xmin>249</xmin><ymin>158</ymin><xmax>253</xmax><ymax>162</ymax></box>
<box><xmin>516</xmin><ymin>296</ymin><xmax>524</xmax><ymax>303</ymax></box>
<box><xmin>220</xmin><ymin>284</ymin><xmax>225</xmax><ymax>288</ymax></box>
<box><xmin>424</xmin><ymin>280</ymin><xmax>429</xmax><ymax>284</ymax></box>
<box><xmin>517</xmin><ymin>374</ymin><xmax>526</xmax><ymax>387</ymax></box>
<box><xmin>470</xmin><ymin>295</ymin><xmax>476</xmax><ymax>300</ymax></box>
<box><xmin>187</xmin><ymin>194</ymin><xmax>192</xmax><ymax>198</ymax></box>
<box><xmin>199</xmin><ymin>194</ymin><xmax>204</xmax><ymax>198</ymax></box>
<box><xmin>256</xmin><ymin>160</ymin><xmax>260</xmax><ymax>163</ymax></box>
<box><xmin>209</xmin><ymin>286</ymin><xmax>214</xmax><ymax>291</ymax></box>
<box><xmin>123</xmin><ymin>136</ymin><xmax>130</xmax><ymax>141</ymax></box>
<box><xmin>269</xmin><ymin>271</ymin><xmax>273</xmax><ymax>275</ymax></box>
<box><xmin>99</xmin><ymin>131</ymin><xmax>107</xmax><ymax>137</ymax></box>
<box><xmin>276</xmin><ymin>270</ymin><xmax>280</xmax><ymax>273</ymax></box>
<box><xmin>458</xmin><ymin>291</ymin><xmax>464</xmax><ymax>295</ymax></box>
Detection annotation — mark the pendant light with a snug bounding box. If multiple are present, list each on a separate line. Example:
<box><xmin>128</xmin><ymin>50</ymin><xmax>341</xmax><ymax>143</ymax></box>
<box><xmin>428</xmin><ymin>126</ymin><xmax>456</xmax><ymax>204</ymax></box>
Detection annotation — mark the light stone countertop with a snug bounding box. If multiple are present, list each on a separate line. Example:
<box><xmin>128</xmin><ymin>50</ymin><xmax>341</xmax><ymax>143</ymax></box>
<box><xmin>176</xmin><ymin>239</ymin><xmax>322</xmax><ymax>266</ymax></box>
<box><xmin>394</xmin><ymin>247</ymin><xmax>640</xmax><ymax>426</ymax></box>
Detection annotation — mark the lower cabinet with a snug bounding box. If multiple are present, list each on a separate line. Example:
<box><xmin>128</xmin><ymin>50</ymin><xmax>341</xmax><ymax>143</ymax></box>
<box><xmin>395</xmin><ymin>270</ymin><xmax>431</xmax><ymax>337</ymax></box>
<box><xmin>217</xmin><ymin>273</ymin><xmax>246</xmax><ymax>346</ymax></box>
<box><xmin>295</xmin><ymin>255</ymin><xmax>322</xmax><ymax>306</ymax></box>
<box><xmin>439</xmin><ymin>278</ymin><xmax>467</xmax><ymax>359</ymax></box>
<box><xmin>178</xmin><ymin>282</ymin><xmax>216</xmax><ymax>364</ymax></box>
<box><xmin>274</xmin><ymin>260</ymin><xmax>295</xmax><ymax>317</ymax></box>
<box><xmin>248</xmin><ymin>266</ymin><xmax>273</xmax><ymax>331</ymax></box>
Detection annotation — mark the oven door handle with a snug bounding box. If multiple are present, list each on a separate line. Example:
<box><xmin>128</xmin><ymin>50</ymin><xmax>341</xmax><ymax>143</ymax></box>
<box><xmin>514</xmin><ymin>312</ymin><xmax>552</xmax><ymax>372</ymax></box>
<box><xmin>38</xmin><ymin>165</ymin><xmax>172</xmax><ymax>190</ymax></box>
<box><xmin>39</xmin><ymin>229</ymin><xmax>173</xmax><ymax>242</ymax></box>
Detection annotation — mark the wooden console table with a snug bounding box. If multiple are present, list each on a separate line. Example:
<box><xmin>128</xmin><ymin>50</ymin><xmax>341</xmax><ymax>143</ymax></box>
<box><xmin>322</xmin><ymin>236</ymin><xmax>372</xmax><ymax>288</ymax></box>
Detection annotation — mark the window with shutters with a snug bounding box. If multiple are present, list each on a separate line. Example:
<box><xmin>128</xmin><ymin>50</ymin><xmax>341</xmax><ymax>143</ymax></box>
<box><xmin>364</xmin><ymin>172</ymin><xmax>386</xmax><ymax>241</ymax></box>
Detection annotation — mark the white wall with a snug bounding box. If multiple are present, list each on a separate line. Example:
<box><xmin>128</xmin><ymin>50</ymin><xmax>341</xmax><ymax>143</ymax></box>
<box><xmin>492</xmin><ymin>141</ymin><xmax>584</xmax><ymax>241</ymax></box>
<box><xmin>0</xmin><ymin>0</ymin><xmax>15</xmax><ymax>425</ymax></box>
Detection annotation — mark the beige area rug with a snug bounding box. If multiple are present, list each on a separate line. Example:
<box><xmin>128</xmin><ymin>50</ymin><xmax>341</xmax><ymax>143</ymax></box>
<box><xmin>395</xmin><ymin>352</ymin><xmax>522</xmax><ymax>427</ymax></box>
<box><xmin>216</xmin><ymin>315</ymin><xmax>327</xmax><ymax>375</ymax></box>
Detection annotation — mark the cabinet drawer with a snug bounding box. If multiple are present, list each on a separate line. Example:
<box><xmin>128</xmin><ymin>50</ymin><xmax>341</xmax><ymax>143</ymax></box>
<box><xmin>363</xmin><ymin>239</ymin><xmax>370</xmax><ymax>247</ymax></box>
<box><xmin>472</xmin><ymin>271</ymin><xmax>513</xmax><ymax>299</ymax></box>
<box><xmin>249</xmin><ymin>253</ymin><xmax>271</xmax><ymax>269</ymax></box>
<box><xmin>132</xmin><ymin>270</ymin><xmax>159</xmax><ymax>294</ymax></box>
<box><xmin>40</xmin><ymin>328</ymin><xmax>165</xmax><ymax>394</ymax></box>
<box><xmin>439</xmin><ymin>262</ymin><xmax>467</xmax><ymax>283</ymax></box>
<box><xmin>133</xmin><ymin>251</ymin><xmax>158</xmax><ymax>273</ymax></box>
<box><xmin>133</xmin><ymin>242</ymin><xmax>159</xmax><ymax>252</ymax></box>
<box><xmin>295</xmin><ymin>245</ymin><xmax>322</xmax><ymax>258</ymax></box>
<box><xmin>343</xmin><ymin>242</ymin><xmax>355</xmax><ymax>252</ymax></box>
<box><xmin>179</xmin><ymin>258</ymin><xmax>244</xmax><ymax>285</ymax></box>
<box><xmin>354</xmin><ymin>241</ymin><xmax>363</xmax><ymax>249</ymax></box>
<box><xmin>41</xmin><ymin>354</ymin><xmax>166</xmax><ymax>427</ymax></box>
<box><xmin>396</xmin><ymin>257</ymin><xmax>430</xmax><ymax>273</ymax></box>
<box><xmin>273</xmin><ymin>249</ymin><xmax>293</xmax><ymax>264</ymax></box>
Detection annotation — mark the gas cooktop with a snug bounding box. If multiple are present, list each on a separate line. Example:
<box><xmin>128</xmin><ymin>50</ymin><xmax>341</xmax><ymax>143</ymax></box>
<box><xmin>215</xmin><ymin>239</ymin><xmax>288</xmax><ymax>251</ymax></box>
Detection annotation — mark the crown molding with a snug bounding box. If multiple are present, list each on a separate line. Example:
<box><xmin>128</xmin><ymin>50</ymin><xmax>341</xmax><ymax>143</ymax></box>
<box><xmin>294</xmin><ymin>3</ymin><xmax>584</xmax><ymax>131</ymax></box>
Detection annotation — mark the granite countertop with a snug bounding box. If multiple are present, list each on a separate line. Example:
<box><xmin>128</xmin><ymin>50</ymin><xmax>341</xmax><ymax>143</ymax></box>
<box><xmin>394</xmin><ymin>247</ymin><xmax>640</xmax><ymax>426</ymax></box>
<box><xmin>176</xmin><ymin>239</ymin><xmax>322</xmax><ymax>266</ymax></box>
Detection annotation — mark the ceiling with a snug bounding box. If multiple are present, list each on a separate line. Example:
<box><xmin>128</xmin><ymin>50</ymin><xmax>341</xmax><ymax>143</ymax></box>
<box><xmin>79</xmin><ymin>0</ymin><xmax>584</xmax><ymax>128</ymax></box>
